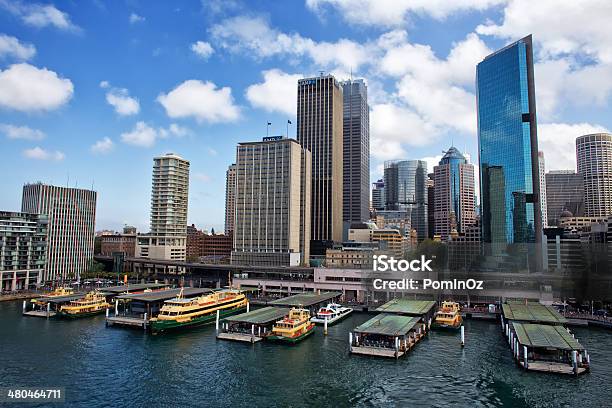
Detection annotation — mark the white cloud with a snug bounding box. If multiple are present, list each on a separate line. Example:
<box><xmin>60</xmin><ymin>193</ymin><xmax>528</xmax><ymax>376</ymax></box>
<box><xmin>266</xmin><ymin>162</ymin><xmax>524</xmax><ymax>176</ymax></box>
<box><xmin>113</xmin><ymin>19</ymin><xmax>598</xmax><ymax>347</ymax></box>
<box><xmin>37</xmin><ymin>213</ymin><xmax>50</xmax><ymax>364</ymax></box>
<box><xmin>0</xmin><ymin>63</ymin><xmax>73</xmax><ymax>112</ymax></box>
<box><xmin>191</xmin><ymin>41</ymin><xmax>214</xmax><ymax>59</ymax></box>
<box><xmin>91</xmin><ymin>137</ymin><xmax>114</xmax><ymax>154</ymax></box>
<box><xmin>421</xmin><ymin>155</ymin><xmax>443</xmax><ymax>175</ymax></box>
<box><xmin>538</xmin><ymin>122</ymin><xmax>609</xmax><ymax>171</ymax></box>
<box><xmin>120</xmin><ymin>122</ymin><xmax>157</xmax><ymax>147</ymax></box>
<box><xmin>306</xmin><ymin>0</ymin><xmax>505</xmax><ymax>27</ymax></box>
<box><xmin>168</xmin><ymin>123</ymin><xmax>189</xmax><ymax>137</ymax></box>
<box><xmin>129</xmin><ymin>13</ymin><xmax>145</xmax><ymax>24</ymax></box>
<box><xmin>157</xmin><ymin>80</ymin><xmax>240</xmax><ymax>123</ymax></box>
<box><xmin>0</xmin><ymin>123</ymin><xmax>45</xmax><ymax>140</ymax></box>
<box><xmin>0</xmin><ymin>34</ymin><xmax>36</xmax><ymax>60</ymax></box>
<box><xmin>207</xmin><ymin>148</ymin><xmax>218</xmax><ymax>156</ymax></box>
<box><xmin>245</xmin><ymin>69</ymin><xmax>301</xmax><ymax>116</ymax></box>
<box><xmin>99</xmin><ymin>80</ymin><xmax>110</xmax><ymax>89</ymax></box>
<box><xmin>194</xmin><ymin>172</ymin><xmax>212</xmax><ymax>182</ymax></box>
<box><xmin>1</xmin><ymin>1</ymin><xmax>80</xmax><ymax>32</ymax></box>
<box><xmin>23</xmin><ymin>146</ymin><xmax>64</xmax><ymax>161</ymax></box>
<box><xmin>105</xmin><ymin>87</ymin><xmax>140</xmax><ymax>116</ymax></box>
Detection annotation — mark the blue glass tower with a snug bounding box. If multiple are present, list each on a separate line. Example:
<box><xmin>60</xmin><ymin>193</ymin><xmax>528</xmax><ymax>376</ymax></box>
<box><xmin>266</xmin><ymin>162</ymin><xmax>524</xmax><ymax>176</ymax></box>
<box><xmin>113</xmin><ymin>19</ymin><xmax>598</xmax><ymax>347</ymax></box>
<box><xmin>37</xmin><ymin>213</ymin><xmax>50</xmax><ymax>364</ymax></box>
<box><xmin>477</xmin><ymin>35</ymin><xmax>542</xmax><ymax>245</ymax></box>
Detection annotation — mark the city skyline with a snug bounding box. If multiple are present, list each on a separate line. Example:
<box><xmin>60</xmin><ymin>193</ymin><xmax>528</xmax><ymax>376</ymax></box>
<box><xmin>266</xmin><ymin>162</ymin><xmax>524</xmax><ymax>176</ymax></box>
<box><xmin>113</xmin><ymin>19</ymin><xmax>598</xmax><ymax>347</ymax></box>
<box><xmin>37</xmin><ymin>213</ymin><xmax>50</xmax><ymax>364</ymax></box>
<box><xmin>1</xmin><ymin>1</ymin><xmax>611</xmax><ymax>233</ymax></box>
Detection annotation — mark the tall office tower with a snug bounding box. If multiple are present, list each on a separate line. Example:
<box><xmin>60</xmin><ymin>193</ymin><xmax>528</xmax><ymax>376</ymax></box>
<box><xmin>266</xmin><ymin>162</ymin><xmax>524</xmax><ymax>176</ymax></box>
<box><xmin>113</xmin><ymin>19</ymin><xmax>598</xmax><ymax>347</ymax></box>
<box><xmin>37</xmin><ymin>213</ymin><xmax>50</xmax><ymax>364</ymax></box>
<box><xmin>232</xmin><ymin>137</ymin><xmax>311</xmax><ymax>266</ymax></box>
<box><xmin>545</xmin><ymin>170</ymin><xmax>584</xmax><ymax>226</ymax></box>
<box><xmin>225</xmin><ymin>164</ymin><xmax>236</xmax><ymax>234</ymax></box>
<box><xmin>21</xmin><ymin>183</ymin><xmax>97</xmax><ymax>282</ymax></box>
<box><xmin>297</xmin><ymin>75</ymin><xmax>343</xmax><ymax>255</ymax></box>
<box><xmin>383</xmin><ymin>160</ymin><xmax>428</xmax><ymax>240</ymax></box>
<box><xmin>427</xmin><ymin>174</ymin><xmax>435</xmax><ymax>238</ymax></box>
<box><xmin>0</xmin><ymin>211</ymin><xmax>47</xmax><ymax>291</ymax></box>
<box><xmin>137</xmin><ymin>153</ymin><xmax>190</xmax><ymax>261</ymax></box>
<box><xmin>576</xmin><ymin>133</ymin><xmax>612</xmax><ymax>217</ymax></box>
<box><xmin>476</xmin><ymin>35</ymin><xmax>542</xmax><ymax>245</ymax></box>
<box><xmin>371</xmin><ymin>179</ymin><xmax>385</xmax><ymax>211</ymax></box>
<box><xmin>433</xmin><ymin>147</ymin><xmax>476</xmax><ymax>240</ymax></box>
<box><xmin>341</xmin><ymin>79</ymin><xmax>370</xmax><ymax>227</ymax></box>
<box><xmin>538</xmin><ymin>152</ymin><xmax>548</xmax><ymax>228</ymax></box>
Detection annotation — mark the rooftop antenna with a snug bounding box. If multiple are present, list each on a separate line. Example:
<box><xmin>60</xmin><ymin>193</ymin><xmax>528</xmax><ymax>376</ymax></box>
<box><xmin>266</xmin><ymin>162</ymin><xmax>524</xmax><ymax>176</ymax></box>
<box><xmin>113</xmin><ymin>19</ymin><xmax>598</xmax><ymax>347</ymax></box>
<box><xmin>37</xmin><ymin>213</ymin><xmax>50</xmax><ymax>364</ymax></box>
<box><xmin>319</xmin><ymin>70</ymin><xmax>325</xmax><ymax>77</ymax></box>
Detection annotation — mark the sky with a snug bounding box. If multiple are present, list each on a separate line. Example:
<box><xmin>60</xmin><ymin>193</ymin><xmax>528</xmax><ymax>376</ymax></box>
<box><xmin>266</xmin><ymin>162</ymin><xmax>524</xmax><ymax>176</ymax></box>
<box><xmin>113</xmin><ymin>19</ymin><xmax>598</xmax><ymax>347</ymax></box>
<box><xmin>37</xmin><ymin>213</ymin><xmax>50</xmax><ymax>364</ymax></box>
<box><xmin>1</xmin><ymin>0</ymin><xmax>611</xmax><ymax>233</ymax></box>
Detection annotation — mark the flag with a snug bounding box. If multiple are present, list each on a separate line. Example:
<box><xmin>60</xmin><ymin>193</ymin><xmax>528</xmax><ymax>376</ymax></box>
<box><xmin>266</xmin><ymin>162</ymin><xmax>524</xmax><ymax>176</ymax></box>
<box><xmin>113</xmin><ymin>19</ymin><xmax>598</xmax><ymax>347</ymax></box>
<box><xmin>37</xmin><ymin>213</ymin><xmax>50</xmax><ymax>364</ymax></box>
<box><xmin>287</xmin><ymin>120</ymin><xmax>292</xmax><ymax>124</ymax></box>
<box><xmin>267</xmin><ymin>122</ymin><xmax>272</xmax><ymax>125</ymax></box>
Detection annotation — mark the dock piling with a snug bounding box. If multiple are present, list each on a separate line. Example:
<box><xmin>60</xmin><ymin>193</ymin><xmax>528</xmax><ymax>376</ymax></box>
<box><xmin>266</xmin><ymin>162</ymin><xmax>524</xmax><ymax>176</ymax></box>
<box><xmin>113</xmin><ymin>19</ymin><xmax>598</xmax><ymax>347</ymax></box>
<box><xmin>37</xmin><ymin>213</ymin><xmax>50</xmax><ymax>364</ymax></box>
<box><xmin>324</xmin><ymin>317</ymin><xmax>328</xmax><ymax>335</ymax></box>
<box><xmin>144</xmin><ymin>313</ymin><xmax>148</xmax><ymax>331</ymax></box>
<box><xmin>46</xmin><ymin>302</ymin><xmax>50</xmax><ymax>318</ymax></box>
<box><xmin>251</xmin><ymin>324</ymin><xmax>255</xmax><ymax>343</ymax></box>
<box><xmin>349</xmin><ymin>332</ymin><xmax>353</xmax><ymax>348</ymax></box>
<box><xmin>115</xmin><ymin>299</ymin><xmax>118</xmax><ymax>316</ymax></box>
<box><xmin>572</xmin><ymin>350</ymin><xmax>578</xmax><ymax>375</ymax></box>
<box><xmin>22</xmin><ymin>300</ymin><xmax>26</xmax><ymax>313</ymax></box>
<box><xmin>461</xmin><ymin>325</ymin><xmax>465</xmax><ymax>347</ymax></box>
<box><xmin>215</xmin><ymin>309</ymin><xmax>220</xmax><ymax>332</ymax></box>
<box><xmin>523</xmin><ymin>346</ymin><xmax>529</xmax><ymax>369</ymax></box>
<box><xmin>247</xmin><ymin>302</ymin><xmax>250</xmax><ymax>313</ymax></box>
<box><xmin>106</xmin><ymin>308</ymin><xmax>109</xmax><ymax>318</ymax></box>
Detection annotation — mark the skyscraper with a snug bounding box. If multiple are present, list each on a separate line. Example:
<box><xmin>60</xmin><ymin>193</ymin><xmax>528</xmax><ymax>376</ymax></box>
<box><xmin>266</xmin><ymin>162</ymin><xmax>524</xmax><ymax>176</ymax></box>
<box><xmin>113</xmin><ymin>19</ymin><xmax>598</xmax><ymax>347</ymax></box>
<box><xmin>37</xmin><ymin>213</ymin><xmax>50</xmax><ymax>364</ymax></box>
<box><xmin>383</xmin><ymin>160</ymin><xmax>428</xmax><ymax>239</ymax></box>
<box><xmin>232</xmin><ymin>137</ymin><xmax>311</xmax><ymax>266</ymax></box>
<box><xmin>433</xmin><ymin>146</ymin><xmax>476</xmax><ymax>240</ymax></box>
<box><xmin>371</xmin><ymin>179</ymin><xmax>385</xmax><ymax>211</ymax></box>
<box><xmin>137</xmin><ymin>153</ymin><xmax>190</xmax><ymax>261</ymax></box>
<box><xmin>545</xmin><ymin>170</ymin><xmax>584</xmax><ymax>226</ymax></box>
<box><xmin>297</xmin><ymin>75</ymin><xmax>343</xmax><ymax>255</ymax></box>
<box><xmin>21</xmin><ymin>183</ymin><xmax>97</xmax><ymax>282</ymax></box>
<box><xmin>538</xmin><ymin>151</ymin><xmax>548</xmax><ymax>228</ymax></box>
<box><xmin>576</xmin><ymin>133</ymin><xmax>612</xmax><ymax>217</ymax></box>
<box><xmin>476</xmin><ymin>35</ymin><xmax>542</xmax><ymax>245</ymax></box>
<box><xmin>341</xmin><ymin>79</ymin><xmax>370</xmax><ymax>227</ymax></box>
<box><xmin>225</xmin><ymin>163</ymin><xmax>236</xmax><ymax>234</ymax></box>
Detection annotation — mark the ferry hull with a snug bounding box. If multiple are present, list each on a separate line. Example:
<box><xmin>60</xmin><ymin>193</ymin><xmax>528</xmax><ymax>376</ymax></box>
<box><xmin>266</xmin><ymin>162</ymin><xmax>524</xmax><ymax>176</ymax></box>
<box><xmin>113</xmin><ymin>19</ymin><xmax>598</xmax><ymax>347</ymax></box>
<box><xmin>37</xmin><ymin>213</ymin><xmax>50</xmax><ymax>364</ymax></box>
<box><xmin>267</xmin><ymin>324</ymin><xmax>315</xmax><ymax>343</ymax></box>
<box><xmin>150</xmin><ymin>305</ymin><xmax>246</xmax><ymax>333</ymax></box>
<box><xmin>58</xmin><ymin>308</ymin><xmax>109</xmax><ymax>319</ymax></box>
<box><xmin>432</xmin><ymin>321</ymin><xmax>462</xmax><ymax>331</ymax></box>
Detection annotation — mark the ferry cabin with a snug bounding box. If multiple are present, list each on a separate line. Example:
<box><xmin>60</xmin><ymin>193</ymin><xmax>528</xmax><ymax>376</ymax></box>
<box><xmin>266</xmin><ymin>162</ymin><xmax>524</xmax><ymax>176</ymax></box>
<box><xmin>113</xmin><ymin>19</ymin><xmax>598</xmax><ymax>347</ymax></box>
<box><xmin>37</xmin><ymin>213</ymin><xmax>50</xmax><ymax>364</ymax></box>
<box><xmin>350</xmin><ymin>314</ymin><xmax>427</xmax><ymax>358</ymax></box>
<box><xmin>218</xmin><ymin>307</ymin><xmax>291</xmax><ymax>343</ymax></box>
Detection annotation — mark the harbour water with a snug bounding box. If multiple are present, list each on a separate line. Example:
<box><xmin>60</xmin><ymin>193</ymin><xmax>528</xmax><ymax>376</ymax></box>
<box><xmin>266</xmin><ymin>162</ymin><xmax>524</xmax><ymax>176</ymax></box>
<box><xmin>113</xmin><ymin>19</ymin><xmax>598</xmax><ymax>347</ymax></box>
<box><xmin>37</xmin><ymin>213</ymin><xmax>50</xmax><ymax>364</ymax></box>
<box><xmin>1</xmin><ymin>300</ymin><xmax>610</xmax><ymax>407</ymax></box>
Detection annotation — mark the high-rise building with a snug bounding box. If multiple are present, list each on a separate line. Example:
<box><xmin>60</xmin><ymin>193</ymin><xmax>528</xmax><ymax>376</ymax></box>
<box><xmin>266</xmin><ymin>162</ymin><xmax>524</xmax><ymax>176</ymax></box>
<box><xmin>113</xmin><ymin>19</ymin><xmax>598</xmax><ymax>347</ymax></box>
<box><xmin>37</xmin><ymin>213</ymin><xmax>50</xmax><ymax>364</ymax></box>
<box><xmin>383</xmin><ymin>160</ymin><xmax>428</xmax><ymax>240</ymax></box>
<box><xmin>545</xmin><ymin>170</ymin><xmax>584</xmax><ymax>226</ymax></box>
<box><xmin>137</xmin><ymin>153</ymin><xmax>190</xmax><ymax>261</ymax></box>
<box><xmin>341</xmin><ymin>79</ymin><xmax>369</xmax><ymax>227</ymax></box>
<box><xmin>427</xmin><ymin>174</ymin><xmax>435</xmax><ymax>239</ymax></box>
<box><xmin>21</xmin><ymin>183</ymin><xmax>97</xmax><ymax>282</ymax></box>
<box><xmin>297</xmin><ymin>75</ymin><xmax>343</xmax><ymax>254</ymax></box>
<box><xmin>476</xmin><ymin>35</ymin><xmax>542</xmax><ymax>245</ymax></box>
<box><xmin>371</xmin><ymin>179</ymin><xmax>385</xmax><ymax>211</ymax></box>
<box><xmin>576</xmin><ymin>133</ymin><xmax>612</xmax><ymax>217</ymax></box>
<box><xmin>225</xmin><ymin>164</ymin><xmax>236</xmax><ymax>234</ymax></box>
<box><xmin>433</xmin><ymin>146</ymin><xmax>476</xmax><ymax>240</ymax></box>
<box><xmin>0</xmin><ymin>211</ymin><xmax>47</xmax><ymax>291</ymax></box>
<box><xmin>538</xmin><ymin>151</ymin><xmax>548</xmax><ymax>228</ymax></box>
<box><xmin>232</xmin><ymin>137</ymin><xmax>311</xmax><ymax>266</ymax></box>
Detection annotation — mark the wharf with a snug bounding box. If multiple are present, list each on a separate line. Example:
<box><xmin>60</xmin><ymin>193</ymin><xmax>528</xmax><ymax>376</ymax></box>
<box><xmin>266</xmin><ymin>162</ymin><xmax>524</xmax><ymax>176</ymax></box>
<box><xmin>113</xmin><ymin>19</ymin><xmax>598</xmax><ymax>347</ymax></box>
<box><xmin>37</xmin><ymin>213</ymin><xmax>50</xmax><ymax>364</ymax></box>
<box><xmin>23</xmin><ymin>293</ymin><xmax>86</xmax><ymax>317</ymax></box>
<box><xmin>218</xmin><ymin>306</ymin><xmax>291</xmax><ymax>343</ymax></box>
<box><xmin>23</xmin><ymin>310</ymin><xmax>57</xmax><ymax>318</ymax></box>
<box><xmin>501</xmin><ymin>302</ymin><xmax>567</xmax><ymax>325</ymax></box>
<box><xmin>374</xmin><ymin>299</ymin><xmax>436</xmax><ymax>324</ymax></box>
<box><xmin>268</xmin><ymin>292</ymin><xmax>341</xmax><ymax>314</ymax></box>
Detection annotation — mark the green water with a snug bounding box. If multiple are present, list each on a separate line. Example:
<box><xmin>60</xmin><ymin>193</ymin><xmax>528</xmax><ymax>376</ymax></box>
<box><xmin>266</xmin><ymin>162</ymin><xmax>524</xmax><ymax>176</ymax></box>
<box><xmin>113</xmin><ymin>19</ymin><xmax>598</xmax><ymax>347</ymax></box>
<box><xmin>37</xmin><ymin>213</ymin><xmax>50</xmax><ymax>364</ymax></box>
<box><xmin>1</xmin><ymin>300</ymin><xmax>610</xmax><ymax>407</ymax></box>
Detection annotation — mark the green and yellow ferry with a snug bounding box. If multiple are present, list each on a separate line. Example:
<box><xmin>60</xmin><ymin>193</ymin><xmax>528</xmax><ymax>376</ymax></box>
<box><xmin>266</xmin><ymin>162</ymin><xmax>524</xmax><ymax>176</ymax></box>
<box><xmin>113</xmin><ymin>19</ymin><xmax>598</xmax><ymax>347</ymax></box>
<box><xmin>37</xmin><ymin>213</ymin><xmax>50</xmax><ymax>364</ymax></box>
<box><xmin>149</xmin><ymin>288</ymin><xmax>248</xmax><ymax>333</ymax></box>
<box><xmin>58</xmin><ymin>291</ymin><xmax>111</xmax><ymax>318</ymax></box>
<box><xmin>267</xmin><ymin>308</ymin><xmax>315</xmax><ymax>343</ymax></box>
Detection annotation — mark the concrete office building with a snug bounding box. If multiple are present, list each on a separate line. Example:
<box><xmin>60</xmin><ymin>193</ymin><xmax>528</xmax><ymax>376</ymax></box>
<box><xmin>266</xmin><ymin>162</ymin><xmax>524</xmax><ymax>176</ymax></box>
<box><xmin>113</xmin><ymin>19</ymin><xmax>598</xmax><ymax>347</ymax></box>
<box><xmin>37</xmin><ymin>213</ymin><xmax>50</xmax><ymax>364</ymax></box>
<box><xmin>22</xmin><ymin>183</ymin><xmax>97</xmax><ymax>282</ymax></box>
<box><xmin>371</xmin><ymin>179</ymin><xmax>385</xmax><ymax>211</ymax></box>
<box><xmin>297</xmin><ymin>75</ymin><xmax>343</xmax><ymax>255</ymax></box>
<box><xmin>225</xmin><ymin>164</ymin><xmax>236</xmax><ymax>234</ymax></box>
<box><xmin>576</xmin><ymin>133</ymin><xmax>612</xmax><ymax>218</ymax></box>
<box><xmin>231</xmin><ymin>137</ymin><xmax>311</xmax><ymax>266</ymax></box>
<box><xmin>0</xmin><ymin>211</ymin><xmax>47</xmax><ymax>292</ymax></box>
<box><xmin>545</xmin><ymin>171</ymin><xmax>584</xmax><ymax>226</ymax></box>
<box><xmin>137</xmin><ymin>153</ymin><xmax>190</xmax><ymax>261</ymax></box>
<box><xmin>538</xmin><ymin>151</ymin><xmax>548</xmax><ymax>228</ymax></box>
<box><xmin>100</xmin><ymin>226</ymin><xmax>137</xmax><ymax>257</ymax></box>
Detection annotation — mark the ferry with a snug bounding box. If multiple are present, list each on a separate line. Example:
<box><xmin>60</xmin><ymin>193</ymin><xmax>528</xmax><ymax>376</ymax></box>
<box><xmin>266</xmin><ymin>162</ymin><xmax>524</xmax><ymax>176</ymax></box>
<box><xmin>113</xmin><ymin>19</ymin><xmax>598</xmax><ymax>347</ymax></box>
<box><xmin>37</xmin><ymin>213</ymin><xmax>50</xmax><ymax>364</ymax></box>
<box><xmin>32</xmin><ymin>287</ymin><xmax>75</xmax><ymax>307</ymax></box>
<box><xmin>267</xmin><ymin>308</ymin><xmax>315</xmax><ymax>343</ymax></box>
<box><xmin>58</xmin><ymin>291</ymin><xmax>111</xmax><ymax>318</ymax></box>
<box><xmin>433</xmin><ymin>301</ymin><xmax>463</xmax><ymax>330</ymax></box>
<box><xmin>310</xmin><ymin>303</ymin><xmax>353</xmax><ymax>325</ymax></box>
<box><xmin>149</xmin><ymin>289</ymin><xmax>248</xmax><ymax>333</ymax></box>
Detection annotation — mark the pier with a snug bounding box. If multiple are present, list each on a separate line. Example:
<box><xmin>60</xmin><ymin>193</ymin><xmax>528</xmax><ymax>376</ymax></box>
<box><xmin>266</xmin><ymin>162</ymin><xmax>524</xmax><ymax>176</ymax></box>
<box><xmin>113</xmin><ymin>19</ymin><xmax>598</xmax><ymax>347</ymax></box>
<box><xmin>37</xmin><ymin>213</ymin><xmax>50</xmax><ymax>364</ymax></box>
<box><xmin>350</xmin><ymin>314</ymin><xmax>427</xmax><ymax>358</ymax></box>
<box><xmin>267</xmin><ymin>292</ymin><xmax>341</xmax><ymax>314</ymax></box>
<box><xmin>23</xmin><ymin>293</ymin><xmax>85</xmax><ymax>318</ymax></box>
<box><xmin>217</xmin><ymin>306</ymin><xmax>290</xmax><ymax>343</ymax></box>
<box><xmin>375</xmin><ymin>299</ymin><xmax>436</xmax><ymax>324</ymax></box>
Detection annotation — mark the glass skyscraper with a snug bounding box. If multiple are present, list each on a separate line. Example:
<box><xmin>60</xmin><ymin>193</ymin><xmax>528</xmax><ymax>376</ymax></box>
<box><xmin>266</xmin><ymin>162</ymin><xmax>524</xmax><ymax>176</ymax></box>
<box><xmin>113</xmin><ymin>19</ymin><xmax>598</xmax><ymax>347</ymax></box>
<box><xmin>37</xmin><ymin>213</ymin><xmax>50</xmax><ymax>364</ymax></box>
<box><xmin>476</xmin><ymin>35</ymin><xmax>542</xmax><ymax>245</ymax></box>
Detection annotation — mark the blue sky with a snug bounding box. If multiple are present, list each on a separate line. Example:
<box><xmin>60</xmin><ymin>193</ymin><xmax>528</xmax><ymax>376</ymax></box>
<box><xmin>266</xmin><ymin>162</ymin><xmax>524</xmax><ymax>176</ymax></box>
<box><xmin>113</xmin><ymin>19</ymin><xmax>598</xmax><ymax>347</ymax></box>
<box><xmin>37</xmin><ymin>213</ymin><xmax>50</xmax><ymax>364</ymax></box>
<box><xmin>1</xmin><ymin>0</ymin><xmax>611</xmax><ymax>232</ymax></box>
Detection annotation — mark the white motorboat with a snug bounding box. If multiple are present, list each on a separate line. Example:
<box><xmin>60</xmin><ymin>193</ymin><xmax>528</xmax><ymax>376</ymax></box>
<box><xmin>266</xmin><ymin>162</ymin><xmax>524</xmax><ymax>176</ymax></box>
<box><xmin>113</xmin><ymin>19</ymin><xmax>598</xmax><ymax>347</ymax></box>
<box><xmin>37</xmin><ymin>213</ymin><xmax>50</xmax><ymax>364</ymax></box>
<box><xmin>310</xmin><ymin>303</ymin><xmax>353</xmax><ymax>325</ymax></box>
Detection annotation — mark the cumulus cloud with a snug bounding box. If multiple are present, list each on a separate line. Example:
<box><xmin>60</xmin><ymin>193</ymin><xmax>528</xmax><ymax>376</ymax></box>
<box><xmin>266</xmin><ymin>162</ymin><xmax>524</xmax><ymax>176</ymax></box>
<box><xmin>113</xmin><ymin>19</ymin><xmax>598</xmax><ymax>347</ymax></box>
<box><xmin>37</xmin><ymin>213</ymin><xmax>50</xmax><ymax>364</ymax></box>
<box><xmin>538</xmin><ymin>123</ymin><xmax>609</xmax><ymax>171</ymax></box>
<box><xmin>0</xmin><ymin>123</ymin><xmax>45</xmax><ymax>140</ymax></box>
<box><xmin>1</xmin><ymin>1</ymin><xmax>80</xmax><ymax>32</ymax></box>
<box><xmin>0</xmin><ymin>63</ymin><xmax>73</xmax><ymax>112</ymax></box>
<box><xmin>23</xmin><ymin>146</ymin><xmax>64</xmax><ymax>161</ymax></box>
<box><xmin>245</xmin><ymin>69</ymin><xmax>301</xmax><ymax>116</ymax></box>
<box><xmin>91</xmin><ymin>137</ymin><xmax>114</xmax><ymax>154</ymax></box>
<box><xmin>129</xmin><ymin>13</ymin><xmax>145</xmax><ymax>24</ymax></box>
<box><xmin>0</xmin><ymin>34</ymin><xmax>36</xmax><ymax>60</ymax></box>
<box><xmin>194</xmin><ymin>172</ymin><xmax>212</xmax><ymax>183</ymax></box>
<box><xmin>191</xmin><ymin>41</ymin><xmax>214</xmax><ymax>59</ymax></box>
<box><xmin>120</xmin><ymin>122</ymin><xmax>157</xmax><ymax>147</ymax></box>
<box><xmin>104</xmin><ymin>85</ymin><xmax>140</xmax><ymax>116</ymax></box>
<box><xmin>157</xmin><ymin>80</ymin><xmax>239</xmax><ymax>123</ymax></box>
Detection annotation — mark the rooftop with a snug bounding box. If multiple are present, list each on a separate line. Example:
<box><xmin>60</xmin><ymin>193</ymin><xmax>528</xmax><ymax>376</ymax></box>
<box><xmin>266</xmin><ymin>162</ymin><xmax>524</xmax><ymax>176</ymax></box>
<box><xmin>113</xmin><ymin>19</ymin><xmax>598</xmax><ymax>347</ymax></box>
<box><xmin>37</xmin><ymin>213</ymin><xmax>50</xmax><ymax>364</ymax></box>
<box><xmin>268</xmin><ymin>292</ymin><xmax>341</xmax><ymax>307</ymax></box>
<box><xmin>115</xmin><ymin>288</ymin><xmax>212</xmax><ymax>303</ymax></box>
<box><xmin>354</xmin><ymin>314</ymin><xmax>421</xmax><ymax>336</ymax></box>
<box><xmin>502</xmin><ymin>303</ymin><xmax>567</xmax><ymax>324</ymax></box>
<box><xmin>375</xmin><ymin>299</ymin><xmax>436</xmax><ymax>316</ymax></box>
<box><xmin>225</xmin><ymin>306</ymin><xmax>291</xmax><ymax>325</ymax></box>
<box><xmin>102</xmin><ymin>283</ymin><xmax>168</xmax><ymax>294</ymax></box>
<box><xmin>512</xmin><ymin>322</ymin><xmax>584</xmax><ymax>351</ymax></box>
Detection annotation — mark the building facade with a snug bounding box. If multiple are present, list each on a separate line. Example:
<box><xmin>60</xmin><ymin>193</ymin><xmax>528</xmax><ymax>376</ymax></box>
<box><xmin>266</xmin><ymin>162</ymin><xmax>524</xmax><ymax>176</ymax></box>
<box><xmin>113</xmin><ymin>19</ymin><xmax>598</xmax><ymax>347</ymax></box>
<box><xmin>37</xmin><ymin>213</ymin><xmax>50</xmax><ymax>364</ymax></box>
<box><xmin>371</xmin><ymin>179</ymin><xmax>385</xmax><ymax>211</ymax></box>
<box><xmin>383</xmin><ymin>159</ymin><xmax>428</xmax><ymax>240</ymax></box>
<box><xmin>576</xmin><ymin>133</ymin><xmax>612</xmax><ymax>218</ymax></box>
<box><xmin>225</xmin><ymin>163</ymin><xmax>236</xmax><ymax>234</ymax></box>
<box><xmin>100</xmin><ymin>226</ymin><xmax>137</xmax><ymax>257</ymax></box>
<box><xmin>21</xmin><ymin>183</ymin><xmax>97</xmax><ymax>282</ymax></box>
<box><xmin>476</xmin><ymin>35</ymin><xmax>542</xmax><ymax>244</ymax></box>
<box><xmin>297</xmin><ymin>75</ymin><xmax>343</xmax><ymax>254</ymax></box>
<box><xmin>538</xmin><ymin>151</ymin><xmax>548</xmax><ymax>228</ymax></box>
<box><xmin>0</xmin><ymin>211</ymin><xmax>47</xmax><ymax>291</ymax></box>
<box><xmin>433</xmin><ymin>146</ymin><xmax>476</xmax><ymax>240</ymax></box>
<box><xmin>545</xmin><ymin>170</ymin><xmax>584</xmax><ymax>227</ymax></box>
<box><xmin>137</xmin><ymin>153</ymin><xmax>190</xmax><ymax>261</ymax></box>
<box><xmin>341</xmin><ymin>79</ymin><xmax>370</xmax><ymax>227</ymax></box>
<box><xmin>232</xmin><ymin>137</ymin><xmax>311</xmax><ymax>266</ymax></box>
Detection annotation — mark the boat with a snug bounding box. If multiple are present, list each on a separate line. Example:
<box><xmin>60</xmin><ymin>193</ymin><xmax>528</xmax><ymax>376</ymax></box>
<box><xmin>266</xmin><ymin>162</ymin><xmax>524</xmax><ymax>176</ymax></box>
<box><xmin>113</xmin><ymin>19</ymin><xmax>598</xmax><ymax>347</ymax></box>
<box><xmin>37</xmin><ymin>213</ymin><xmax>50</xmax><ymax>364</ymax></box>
<box><xmin>57</xmin><ymin>291</ymin><xmax>111</xmax><ymax>318</ymax></box>
<box><xmin>45</xmin><ymin>287</ymin><xmax>75</xmax><ymax>297</ymax></box>
<box><xmin>149</xmin><ymin>288</ymin><xmax>248</xmax><ymax>333</ymax></box>
<box><xmin>310</xmin><ymin>303</ymin><xmax>353</xmax><ymax>325</ymax></box>
<box><xmin>433</xmin><ymin>301</ymin><xmax>463</xmax><ymax>330</ymax></box>
<box><xmin>267</xmin><ymin>308</ymin><xmax>315</xmax><ymax>343</ymax></box>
